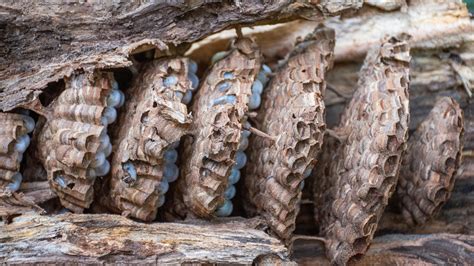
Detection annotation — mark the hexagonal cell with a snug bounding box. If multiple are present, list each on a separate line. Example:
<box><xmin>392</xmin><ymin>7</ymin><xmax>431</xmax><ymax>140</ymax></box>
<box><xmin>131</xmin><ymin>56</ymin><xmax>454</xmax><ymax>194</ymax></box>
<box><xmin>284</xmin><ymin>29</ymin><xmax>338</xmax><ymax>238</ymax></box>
<box><xmin>37</xmin><ymin>71</ymin><xmax>124</xmax><ymax>213</ymax></box>
<box><xmin>397</xmin><ymin>97</ymin><xmax>464</xmax><ymax>226</ymax></box>
<box><xmin>100</xmin><ymin>57</ymin><xmax>196</xmax><ymax>221</ymax></box>
<box><xmin>0</xmin><ymin>112</ymin><xmax>35</xmax><ymax>192</ymax></box>
<box><xmin>311</xmin><ymin>36</ymin><xmax>410</xmax><ymax>264</ymax></box>
<box><xmin>166</xmin><ymin>37</ymin><xmax>265</xmax><ymax>219</ymax></box>
<box><xmin>242</xmin><ymin>25</ymin><xmax>335</xmax><ymax>242</ymax></box>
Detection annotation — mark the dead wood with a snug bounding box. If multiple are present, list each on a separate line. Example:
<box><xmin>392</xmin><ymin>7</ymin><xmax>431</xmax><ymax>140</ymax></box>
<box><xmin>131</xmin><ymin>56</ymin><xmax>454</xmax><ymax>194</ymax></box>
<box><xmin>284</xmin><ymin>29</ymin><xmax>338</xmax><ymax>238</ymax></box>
<box><xmin>0</xmin><ymin>213</ymin><xmax>288</xmax><ymax>265</ymax></box>
<box><xmin>0</xmin><ymin>0</ymin><xmax>362</xmax><ymax>112</ymax></box>
<box><xmin>187</xmin><ymin>0</ymin><xmax>473</xmax><ymax>67</ymax></box>
<box><xmin>0</xmin><ymin>181</ymin><xmax>56</xmax><ymax>218</ymax></box>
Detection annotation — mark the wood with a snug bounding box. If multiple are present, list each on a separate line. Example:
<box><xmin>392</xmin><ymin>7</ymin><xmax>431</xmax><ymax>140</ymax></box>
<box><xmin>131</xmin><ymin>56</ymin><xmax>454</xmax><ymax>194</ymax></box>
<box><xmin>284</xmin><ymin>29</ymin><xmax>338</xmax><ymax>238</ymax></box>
<box><xmin>0</xmin><ymin>181</ymin><xmax>56</xmax><ymax>219</ymax></box>
<box><xmin>2</xmin><ymin>212</ymin><xmax>473</xmax><ymax>264</ymax></box>
<box><xmin>0</xmin><ymin>0</ymin><xmax>362</xmax><ymax>112</ymax></box>
<box><xmin>328</xmin><ymin>0</ymin><xmax>473</xmax><ymax>62</ymax></box>
<box><xmin>187</xmin><ymin>0</ymin><xmax>473</xmax><ymax>67</ymax></box>
<box><xmin>0</xmin><ymin>213</ymin><xmax>288</xmax><ymax>264</ymax></box>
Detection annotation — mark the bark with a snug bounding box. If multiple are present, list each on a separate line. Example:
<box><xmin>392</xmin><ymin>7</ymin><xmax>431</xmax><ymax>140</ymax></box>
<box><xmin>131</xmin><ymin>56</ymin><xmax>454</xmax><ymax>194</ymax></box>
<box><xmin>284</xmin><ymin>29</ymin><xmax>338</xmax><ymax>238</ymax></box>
<box><xmin>328</xmin><ymin>0</ymin><xmax>473</xmax><ymax>62</ymax></box>
<box><xmin>0</xmin><ymin>0</ymin><xmax>362</xmax><ymax>112</ymax></box>
<box><xmin>0</xmin><ymin>213</ymin><xmax>288</xmax><ymax>264</ymax></box>
<box><xmin>3</xmin><ymin>212</ymin><xmax>472</xmax><ymax>265</ymax></box>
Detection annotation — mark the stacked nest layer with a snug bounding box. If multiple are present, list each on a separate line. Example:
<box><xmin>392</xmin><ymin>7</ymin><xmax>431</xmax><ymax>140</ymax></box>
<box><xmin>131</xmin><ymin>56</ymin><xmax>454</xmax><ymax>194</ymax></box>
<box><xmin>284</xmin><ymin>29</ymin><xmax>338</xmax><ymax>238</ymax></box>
<box><xmin>168</xmin><ymin>37</ymin><xmax>263</xmax><ymax>219</ymax></box>
<box><xmin>104</xmin><ymin>57</ymin><xmax>195</xmax><ymax>221</ymax></box>
<box><xmin>0</xmin><ymin>113</ymin><xmax>35</xmax><ymax>192</ymax></box>
<box><xmin>396</xmin><ymin>97</ymin><xmax>464</xmax><ymax>226</ymax></box>
<box><xmin>242</xmin><ymin>26</ymin><xmax>335</xmax><ymax>241</ymax></box>
<box><xmin>311</xmin><ymin>36</ymin><xmax>411</xmax><ymax>264</ymax></box>
<box><xmin>38</xmin><ymin>72</ymin><xmax>123</xmax><ymax>213</ymax></box>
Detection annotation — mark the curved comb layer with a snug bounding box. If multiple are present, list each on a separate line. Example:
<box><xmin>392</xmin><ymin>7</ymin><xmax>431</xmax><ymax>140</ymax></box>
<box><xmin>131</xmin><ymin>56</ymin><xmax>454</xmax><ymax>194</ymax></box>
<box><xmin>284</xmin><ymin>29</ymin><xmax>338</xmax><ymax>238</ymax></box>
<box><xmin>242</xmin><ymin>26</ymin><xmax>335</xmax><ymax>241</ymax></box>
<box><xmin>39</xmin><ymin>71</ymin><xmax>122</xmax><ymax>213</ymax></box>
<box><xmin>168</xmin><ymin>38</ymin><xmax>263</xmax><ymax>219</ymax></box>
<box><xmin>312</xmin><ymin>36</ymin><xmax>410</xmax><ymax>264</ymax></box>
<box><xmin>0</xmin><ymin>112</ymin><xmax>34</xmax><ymax>192</ymax></box>
<box><xmin>103</xmin><ymin>57</ymin><xmax>195</xmax><ymax>221</ymax></box>
<box><xmin>397</xmin><ymin>97</ymin><xmax>464</xmax><ymax>226</ymax></box>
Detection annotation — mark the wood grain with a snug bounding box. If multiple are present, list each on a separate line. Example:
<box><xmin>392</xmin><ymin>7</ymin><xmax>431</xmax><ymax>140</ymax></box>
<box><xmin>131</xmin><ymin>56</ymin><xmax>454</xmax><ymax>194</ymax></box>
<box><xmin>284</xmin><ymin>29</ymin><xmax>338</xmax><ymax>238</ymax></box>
<box><xmin>0</xmin><ymin>213</ymin><xmax>288</xmax><ymax>264</ymax></box>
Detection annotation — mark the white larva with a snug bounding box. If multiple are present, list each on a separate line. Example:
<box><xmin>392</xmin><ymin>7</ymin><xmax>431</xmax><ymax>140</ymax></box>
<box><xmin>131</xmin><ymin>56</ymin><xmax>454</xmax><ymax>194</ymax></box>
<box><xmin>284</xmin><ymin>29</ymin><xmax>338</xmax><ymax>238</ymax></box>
<box><xmin>164</xmin><ymin>149</ymin><xmax>178</xmax><ymax>164</ymax></box>
<box><xmin>234</xmin><ymin>151</ymin><xmax>247</xmax><ymax>170</ymax></box>
<box><xmin>248</xmin><ymin>93</ymin><xmax>261</xmax><ymax>110</ymax></box>
<box><xmin>228</xmin><ymin>168</ymin><xmax>240</xmax><ymax>185</ymax></box>
<box><xmin>14</xmin><ymin>134</ymin><xmax>30</xmax><ymax>153</ymax></box>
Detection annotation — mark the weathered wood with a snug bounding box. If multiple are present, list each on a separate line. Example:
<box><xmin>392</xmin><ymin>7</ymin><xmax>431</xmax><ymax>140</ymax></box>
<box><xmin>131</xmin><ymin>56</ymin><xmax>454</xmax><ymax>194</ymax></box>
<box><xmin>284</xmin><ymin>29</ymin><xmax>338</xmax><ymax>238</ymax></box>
<box><xmin>0</xmin><ymin>213</ymin><xmax>288</xmax><ymax>264</ymax></box>
<box><xmin>0</xmin><ymin>0</ymin><xmax>362</xmax><ymax>112</ymax></box>
<box><xmin>188</xmin><ymin>0</ymin><xmax>473</xmax><ymax>67</ymax></box>
<box><xmin>292</xmin><ymin>233</ymin><xmax>474</xmax><ymax>265</ymax></box>
<box><xmin>0</xmin><ymin>181</ymin><xmax>56</xmax><ymax>218</ymax></box>
<box><xmin>328</xmin><ymin>0</ymin><xmax>473</xmax><ymax>62</ymax></box>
